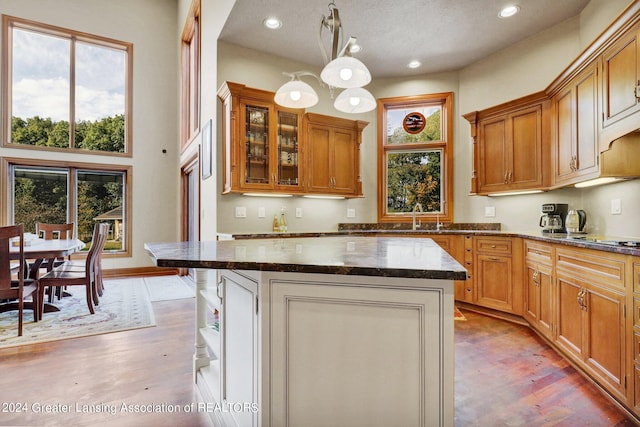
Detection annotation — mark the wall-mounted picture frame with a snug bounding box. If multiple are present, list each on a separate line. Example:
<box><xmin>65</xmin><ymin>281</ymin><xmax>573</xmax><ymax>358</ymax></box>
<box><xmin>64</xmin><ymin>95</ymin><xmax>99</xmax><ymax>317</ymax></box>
<box><xmin>201</xmin><ymin>119</ymin><xmax>212</xmax><ymax>180</ymax></box>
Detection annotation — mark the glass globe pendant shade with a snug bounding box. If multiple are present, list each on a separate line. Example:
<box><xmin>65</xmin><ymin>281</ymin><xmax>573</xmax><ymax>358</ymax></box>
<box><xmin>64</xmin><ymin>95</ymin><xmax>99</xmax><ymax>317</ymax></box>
<box><xmin>333</xmin><ymin>87</ymin><xmax>376</xmax><ymax>113</ymax></box>
<box><xmin>320</xmin><ymin>56</ymin><xmax>371</xmax><ymax>88</ymax></box>
<box><xmin>274</xmin><ymin>80</ymin><xmax>319</xmax><ymax>108</ymax></box>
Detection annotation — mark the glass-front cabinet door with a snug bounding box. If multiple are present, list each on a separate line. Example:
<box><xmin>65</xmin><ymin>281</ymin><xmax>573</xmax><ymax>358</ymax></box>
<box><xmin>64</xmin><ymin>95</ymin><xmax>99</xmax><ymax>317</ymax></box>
<box><xmin>244</xmin><ymin>105</ymin><xmax>270</xmax><ymax>187</ymax></box>
<box><xmin>276</xmin><ymin>110</ymin><xmax>301</xmax><ymax>190</ymax></box>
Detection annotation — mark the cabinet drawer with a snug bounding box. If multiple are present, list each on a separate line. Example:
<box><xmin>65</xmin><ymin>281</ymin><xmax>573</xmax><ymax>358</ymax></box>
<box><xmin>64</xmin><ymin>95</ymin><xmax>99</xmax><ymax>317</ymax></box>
<box><xmin>524</xmin><ymin>240</ymin><xmax>552</xmax><ymax>265</ymax></box>
<box><xmin>634</xmin><ymin>296</ymin><xmax>640</xmax><ymax>328</ymax></box>
<box><xmin>555</xmin><ymin>247</ymin><xmax>626</xmax><ymax>290</ymax></box>
<box><xmin>475</xmin><ymin>237</ymin><xmax>512</xmax><ymax>255</ymax></box>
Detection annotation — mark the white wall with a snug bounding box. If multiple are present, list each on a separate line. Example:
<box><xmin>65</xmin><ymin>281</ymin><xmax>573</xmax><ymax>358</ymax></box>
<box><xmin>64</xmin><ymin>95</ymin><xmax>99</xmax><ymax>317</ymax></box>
<box><xmin>0</xmin><ymin>0</ymin><xmax>180</xmax><ymax>268</ymax></box>
<box><xmin>215</xmin><ymin>0</ymin><xmax>640</xmax><ymax>238</ymax></box>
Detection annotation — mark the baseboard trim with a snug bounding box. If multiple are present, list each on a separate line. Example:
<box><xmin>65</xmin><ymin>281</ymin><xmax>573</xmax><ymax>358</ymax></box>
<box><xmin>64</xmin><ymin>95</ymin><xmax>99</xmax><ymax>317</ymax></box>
<box><xmin>103</xmin><ymin>266</ymin><xmax>179</xmax><ymax>278</ymax></box>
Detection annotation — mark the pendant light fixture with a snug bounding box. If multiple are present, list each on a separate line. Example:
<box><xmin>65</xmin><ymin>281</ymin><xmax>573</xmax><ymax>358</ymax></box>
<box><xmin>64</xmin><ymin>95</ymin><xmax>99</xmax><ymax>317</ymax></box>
<box><xmin>273</xmin><ymin>1</ymin><xmax>375</xmax><ymax>114</ymax></box>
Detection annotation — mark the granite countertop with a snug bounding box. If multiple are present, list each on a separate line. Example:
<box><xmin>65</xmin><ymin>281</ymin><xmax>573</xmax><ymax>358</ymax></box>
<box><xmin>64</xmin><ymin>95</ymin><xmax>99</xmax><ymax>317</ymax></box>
<box><xmin>232</xmin><ymin>223</ymin><xmax>640</xmax><ymax>257</ymax></box>
<box><xmin>145</xmin><ymin>235</ymin><xmax>468</xmax><ymax>280</ymax></box>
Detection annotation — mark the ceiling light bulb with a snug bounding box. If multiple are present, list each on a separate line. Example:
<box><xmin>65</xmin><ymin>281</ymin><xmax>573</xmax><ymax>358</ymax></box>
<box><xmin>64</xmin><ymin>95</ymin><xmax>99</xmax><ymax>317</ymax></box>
<box><xmin>290</xmin><ymin>91</ymin><xmax>301</xmax><ymax>101</ymax></box>
<box><xmin>263</xmin><ymin>17</ymin><xmax>282</xmax><ymax>29</ymax></box>
<box><xmin>349</xmin><ymin>97</ymin><xmax>360</xmax><ymax>107</ymax></box>
<box><xmin>408</xmin><ymin>60</ymin><xmax>421</xmax><ymax>69</ymax></box>
<box><xmin>339</xmin><ymin>67</ymin><xmax>353</xmax><ymax>81</ymax></box>
<box><xmin>498</xmin><ymin>5</ymin><xmax>520</xmax><ymax>18</ymax></box>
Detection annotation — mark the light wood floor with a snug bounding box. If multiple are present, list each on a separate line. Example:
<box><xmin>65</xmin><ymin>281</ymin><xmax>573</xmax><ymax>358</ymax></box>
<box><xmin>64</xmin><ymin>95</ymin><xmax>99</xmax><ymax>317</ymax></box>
<box><xmin>0</xmin><ymin>296</ymin><xmax>635</xmax><ymax>426</ymax></box>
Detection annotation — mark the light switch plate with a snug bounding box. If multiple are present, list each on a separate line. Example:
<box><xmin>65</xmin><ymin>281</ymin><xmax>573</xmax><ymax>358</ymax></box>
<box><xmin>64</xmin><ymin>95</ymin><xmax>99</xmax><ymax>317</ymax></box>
<box><xmin>258</xmin><ymin>207</ymin><xmax>266</xmax><ymax>218</ymax></box>
<box><xmin>347</xmin><ymin>208</ymin><xmax>356</xmax><ymax>218</ymax></box>
<box><xmin>295</xmin><ymin>208</ymin><xmax>302</xmax><ymax>218</ymax></box>
<box><xmin>611</xmin><ymin>199</ymin><xmax>621</xmax><ymax>215</ymax></box>
<box><xmin>484</xmin><ymin>206</ymin><xmax>496</xmax><ymax>217</ymax></box>
<box><xmin>235</xmin><ymin>206</ymin><xmax>247</xmax><ymax>218</ymax></box>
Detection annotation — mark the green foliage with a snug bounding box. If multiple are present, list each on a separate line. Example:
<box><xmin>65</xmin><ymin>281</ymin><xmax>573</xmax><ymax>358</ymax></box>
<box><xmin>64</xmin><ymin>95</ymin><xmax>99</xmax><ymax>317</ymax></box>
<box><xmin>385</xmin><ymin>109</ymin><xmax>442</xmax><ymax>214</ymax></box>
<box><xmin>11</xmin><ymin>114</ymin><xmax>125</xmax><ymax>153</ymax></box>
<box><xmin>387</xmin><ymin>151</ymin><xmax>441</xmax><ymax>213</ymax></box>
<box><xmin>14</xmin><ymin>177</ymin><xmax>67</xmax><ymax>233</ymax></box>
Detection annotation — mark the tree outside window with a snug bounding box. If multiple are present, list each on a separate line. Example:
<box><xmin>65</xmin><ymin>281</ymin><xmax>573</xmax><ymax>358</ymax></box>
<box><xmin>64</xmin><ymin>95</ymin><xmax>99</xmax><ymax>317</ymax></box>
<box><xmin>11</xmin><ymin>163</ymin><xmax>127</xmax><ymax>253</ymax></box>
<box><xmin>377</xmin><ymin>93</ymin><xmax>454</xmax><ymax>223</ymax></box>
<box><xmin>3</xmin><ymin>16</ymin><xmax>132</xmax><ymax>154</ymax></box>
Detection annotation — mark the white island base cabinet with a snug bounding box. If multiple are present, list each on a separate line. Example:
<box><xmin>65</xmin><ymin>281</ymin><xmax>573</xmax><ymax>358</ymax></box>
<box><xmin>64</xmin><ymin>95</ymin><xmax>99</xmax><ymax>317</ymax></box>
<box><xmin>194</xmin><ymin>268</ymin><xmax>454</xmax><ymax>427</ymax></box>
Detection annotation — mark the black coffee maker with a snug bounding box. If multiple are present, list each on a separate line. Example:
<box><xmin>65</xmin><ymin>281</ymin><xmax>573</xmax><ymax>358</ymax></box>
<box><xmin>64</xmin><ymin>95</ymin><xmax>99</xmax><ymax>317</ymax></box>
<box><xmin>540</xmin><ymin>203</ymin><xmax>568</xmax><ymax>234</ymax></box>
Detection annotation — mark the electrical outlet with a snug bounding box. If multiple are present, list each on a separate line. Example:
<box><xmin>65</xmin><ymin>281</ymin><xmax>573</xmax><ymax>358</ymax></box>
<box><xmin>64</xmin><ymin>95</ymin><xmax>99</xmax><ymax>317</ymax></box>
<box><xmin>258</xmin><ymin>207</ymin><xmax>266</xmax><ymax>218</ymax></box>
<box><xmin>484</xmin><ymin>206</ymin><xmax>496</xmax><ymax>217</ymax></box>
<box><xmin>295</xmin><ymin>207</ymin><xmax>302</xmax><ymax>218</ymax></box>
<box><xmin>611</xmin><ymin>199</ymin><xmax>621</xmax><ymax>215</ymax></box>
<box><xmin>235</xmin><ymin>206</ymin><xmax>247</xmax><ymax>218</ymax></box>
<box><xmin>347</xmin><ymin>208</ymin><xmax>356</xmax><ymax>218</ymax></box>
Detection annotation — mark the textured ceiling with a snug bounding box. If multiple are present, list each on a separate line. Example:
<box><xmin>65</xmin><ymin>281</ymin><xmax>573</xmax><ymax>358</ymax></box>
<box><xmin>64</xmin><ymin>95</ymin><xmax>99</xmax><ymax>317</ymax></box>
<box><xmin>219</xmin><ymin>0</ymin><xmax>591</xmax><ymax>78</ymax></box>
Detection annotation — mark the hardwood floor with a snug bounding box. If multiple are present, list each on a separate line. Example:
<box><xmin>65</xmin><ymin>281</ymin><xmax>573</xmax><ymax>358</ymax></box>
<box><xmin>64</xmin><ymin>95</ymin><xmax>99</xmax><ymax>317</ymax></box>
<box><xmin>0</xmin><ymin>296</ymin><xmax>635</xmax><ymax>426</ymax></box>
<box><xmin>455</xmin><ymin>309</ymin><xmax>635</xmax><ymax>426</ymax></box>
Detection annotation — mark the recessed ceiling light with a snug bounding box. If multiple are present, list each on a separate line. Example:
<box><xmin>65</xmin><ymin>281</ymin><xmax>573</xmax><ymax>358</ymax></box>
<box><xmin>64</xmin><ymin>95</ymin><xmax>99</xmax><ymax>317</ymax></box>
<box><xmin>498</xmin><ymin>5</ymin><xmax>520</xmax><ymax>18</ymax></box>
<box><xmin>263</xmin><ymin>17</ymin><xmax>282</xmax><ymax>29</ymax></box>
<box><xmin>407</xmin><ymin>60</ymin><xmax>421</xmax><ymax>69</ymax></box>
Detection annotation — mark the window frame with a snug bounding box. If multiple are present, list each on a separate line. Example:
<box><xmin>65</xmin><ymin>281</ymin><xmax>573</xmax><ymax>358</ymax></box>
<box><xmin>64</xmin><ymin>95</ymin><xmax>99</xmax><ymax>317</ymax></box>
<box><xmin>1</xmin><ymin>157</ymin><xmax>133</xmax><ymax>258</ymax></box>
<box><xmin>180</xmin><ymin>0</ymin><xmax>201</xmax><ymax>150</ymax></box>
<box><xmin>1</xmin><ymin>15</ymin><xmax>133</xmax><ymax>156</ymax></box>
<box><xmin>377</xmin><ymin>93</ymin><xmax>454</xmax><ymax>224</ymax></box>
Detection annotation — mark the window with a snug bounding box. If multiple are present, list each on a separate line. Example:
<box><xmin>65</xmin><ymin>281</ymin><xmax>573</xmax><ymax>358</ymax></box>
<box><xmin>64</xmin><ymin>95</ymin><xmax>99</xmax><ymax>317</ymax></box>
<box><xmin>377</xmin><ymin>93</ymin><xmax>454</xmax><ymax>223</ymax></box>
<box><xmin>180</xmin><ymin>0</ymin><xmax>201</xmax><ymax>148</ymax></box>
<box><xmin>5</xmin><ymin>159</ymin><xmax>131</xmax><ymax>255</ymax></box>
<box><xmin>2</xmin><ymin>15</ymin><xmax>132</xmax><ymax>154</ymax></box>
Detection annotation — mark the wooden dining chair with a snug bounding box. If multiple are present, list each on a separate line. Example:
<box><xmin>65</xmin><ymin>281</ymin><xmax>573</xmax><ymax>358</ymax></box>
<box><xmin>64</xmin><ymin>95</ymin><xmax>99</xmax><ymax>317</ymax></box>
<box><xmin>0</xmin><ymin>224</ymin><xmax>41</xmax><ymax>335</ymax></box>
<box><xmin>57</xmin><ymin>222</ymin><xmax>109</xmax><ymax>305</ymax></box>
<box><xmin>38</xmin><ymin>223</ymin><xmax>108</xmax><ymax>317</ymax></box>
<box><xmin>34</xmin><ymin>222</ymin><xmax>75</xmax><ymax>301</ymax></box>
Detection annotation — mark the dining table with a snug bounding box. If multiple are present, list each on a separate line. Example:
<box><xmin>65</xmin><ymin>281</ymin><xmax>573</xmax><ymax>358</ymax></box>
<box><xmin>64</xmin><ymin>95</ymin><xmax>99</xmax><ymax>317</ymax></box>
<box><xmin>7</xmin><ymin>237</ymin><xmax>87</xmax><ymax>314</ymax></box>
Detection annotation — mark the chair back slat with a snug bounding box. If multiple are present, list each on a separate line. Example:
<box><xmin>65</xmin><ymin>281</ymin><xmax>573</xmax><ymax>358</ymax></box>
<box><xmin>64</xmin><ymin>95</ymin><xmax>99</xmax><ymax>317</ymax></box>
<box><xmin>36</xmin><ymin>223</ymin><xmax>74</xmax><ymax>240</ymax></box>
<box><xmin>85</xmin><ymin>223</ymin><xmax>108</xmax><ymax>271</ymax></box>
<box><xmin>0</xmin><ymin>224</ymin><xmax>24</xmax><ymax>295</ymax></box>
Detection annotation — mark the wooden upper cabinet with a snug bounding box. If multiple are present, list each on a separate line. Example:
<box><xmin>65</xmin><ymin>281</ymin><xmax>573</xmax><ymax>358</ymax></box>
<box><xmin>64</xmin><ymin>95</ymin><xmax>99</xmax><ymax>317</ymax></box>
<box><xmin>601</xmin><ymin>22</ymin><xmax>640</xmax><ymax>146</ymax></box>
<box><xmin>218</xmin><ymin>82</ymin><xmax>304</xmax><ymax>194</ymax></box>
<box><xmin>464</xmin><ymin>93</ymin><xmax>549</xmax><ymax>195</ymax></box>
<box><xmin>217</xmin><ymin>82</ymin><xmax>367</xmax><ymax>197</ymax></box>
<box><xmin>303</xmin><ymin>113</ymin><xmax>367</xmax><ymax>197</ymax></box>
<box><xmin>551</xmin><ymin>62</ymin><xmax>599</xmax><ymax>187</ymax></box>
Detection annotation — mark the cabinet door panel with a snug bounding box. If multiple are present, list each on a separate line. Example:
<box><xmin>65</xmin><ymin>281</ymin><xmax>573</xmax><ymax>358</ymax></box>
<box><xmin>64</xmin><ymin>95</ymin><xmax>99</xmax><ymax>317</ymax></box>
<box><xmin>555</xmin><ymin>275</ymin><xmax>584</xmax><ymax>361</ymax></box>
<box><xmin>584</xmin><ymin>286</ymin><xmax>626</xmax><ymax>398</ymax></box>
<box><xmin>306</xmin><ymin>126</ymin><xmax>332</xmax><ymax>192</ymax></box>
<box><xmin>575</xmin><ymin>68</ymin><xmax>598</xmax><ymax>175</ymax></box>
<box><xmin>333</xmin><ymin>129</ymin><xmax>356</xmax><ymax>193</ymax></box>
<box><xmin>479</xmin><ymin>118</ymin><xmax>508</xmax><ymax>189</ymax></box>
<box><xmin>220</xmin><ymin>272</ymin><xmax>259</xmax><ymax>427</ymax></box>
<box><xmin>537</xmin><ymin>267</ymin><xmax>553</xmax><ymax>338</ymax></box>
<box><xmin>475</xmin><ymin>255</ymin><xmax>512</xmax><ymax>311</ymax></box>
<box><xmin>524</xmin><ymin>264</ymin><xmax>539</xmax><ymax>323</ymax></box>
<box><xmin>554</xmin><ymin>88</ymin><xmax>574</xmax><ymax>180</ymax></box>
<box><xmin>511</xmin><ymin>108</ymin><xmax>540</xmax><ymax>186</ymax></box>
<box><xmin>604</xmin><ymin>34</ymin><xmax>639</xmax><ymax>123</ymax></box>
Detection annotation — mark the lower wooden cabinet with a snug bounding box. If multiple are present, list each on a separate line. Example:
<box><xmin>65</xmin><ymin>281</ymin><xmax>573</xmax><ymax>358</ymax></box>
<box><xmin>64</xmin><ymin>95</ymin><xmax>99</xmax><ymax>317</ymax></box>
<box><xmin>554</xmin><ymin>248</ymin><xmax>628</xmax><ymax>402</ymax></box>
<box><xmin>473</xmin><ymin>236</ymin><xmax>523</xmax><ymax>315</ymax></box>
<box><xmin>524</xmin><ymin>261</ymin><xmax>554</xmax><ymax>340</ymax></box>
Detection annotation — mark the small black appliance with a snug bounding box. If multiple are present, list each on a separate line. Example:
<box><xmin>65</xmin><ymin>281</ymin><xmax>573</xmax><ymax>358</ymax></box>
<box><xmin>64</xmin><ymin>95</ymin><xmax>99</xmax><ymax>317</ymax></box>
<box><xmin>539</xmin><ymin>203</ymin><xmax>568</xmax><ymax>234</ymax></box>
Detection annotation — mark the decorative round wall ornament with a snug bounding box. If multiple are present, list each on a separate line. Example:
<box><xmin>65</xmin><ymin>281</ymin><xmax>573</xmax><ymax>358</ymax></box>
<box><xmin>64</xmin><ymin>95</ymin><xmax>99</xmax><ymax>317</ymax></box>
<box><xmin>402</xmin><ymin>112</ymin><xmax>426</xmax><ymax>134</ymax></box>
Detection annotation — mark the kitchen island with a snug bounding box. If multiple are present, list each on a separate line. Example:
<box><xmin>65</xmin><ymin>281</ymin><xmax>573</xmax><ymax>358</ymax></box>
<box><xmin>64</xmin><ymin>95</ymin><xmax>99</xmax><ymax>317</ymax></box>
<box><xmin>145</xmin><ymin>236</ymin><xmax>467</xmax><ymax>427</ymax></box>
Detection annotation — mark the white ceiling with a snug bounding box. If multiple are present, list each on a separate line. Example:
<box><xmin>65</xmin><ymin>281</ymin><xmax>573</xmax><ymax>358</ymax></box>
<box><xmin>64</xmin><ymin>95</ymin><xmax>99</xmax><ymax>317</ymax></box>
<box><xmin>219</xmin><ymin>0</ymin><xmax>591</xmax><ymax>78</ymax></box>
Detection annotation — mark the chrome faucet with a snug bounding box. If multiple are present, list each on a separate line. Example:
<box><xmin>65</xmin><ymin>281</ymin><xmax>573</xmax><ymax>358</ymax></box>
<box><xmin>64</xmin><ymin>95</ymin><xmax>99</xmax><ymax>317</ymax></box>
<box><xmin>412</xmin><ymin>203</ymin><xmax>423</xmax><ymax>230</ymax></box>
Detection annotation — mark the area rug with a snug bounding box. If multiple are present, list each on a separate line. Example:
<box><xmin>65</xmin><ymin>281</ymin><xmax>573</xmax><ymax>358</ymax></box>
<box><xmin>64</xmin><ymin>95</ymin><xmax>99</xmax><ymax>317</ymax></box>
<box><xmin>0</xmin><ymin>278</ymin><xmax>155</xmax><ymax>349</ymax></box>
<box><xmin>144</xmin><ymin>275</ymin><xmax>195</xmax><ymax>301</ymax></box>
<box><xmin>454</xmin><ymin>306</ymin><xmax>467</xmax><ymax>321</ymax></box>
